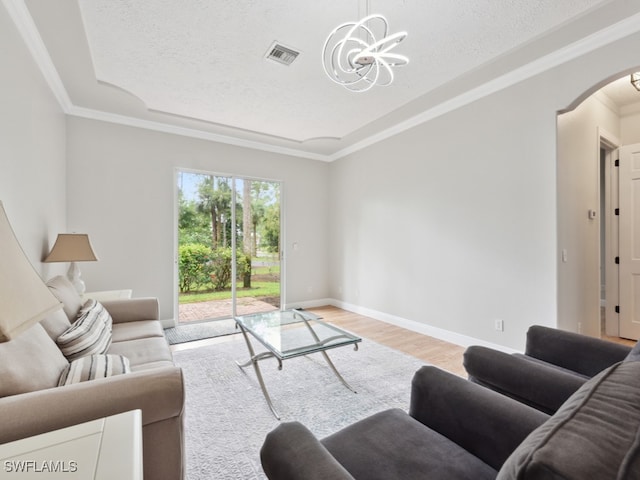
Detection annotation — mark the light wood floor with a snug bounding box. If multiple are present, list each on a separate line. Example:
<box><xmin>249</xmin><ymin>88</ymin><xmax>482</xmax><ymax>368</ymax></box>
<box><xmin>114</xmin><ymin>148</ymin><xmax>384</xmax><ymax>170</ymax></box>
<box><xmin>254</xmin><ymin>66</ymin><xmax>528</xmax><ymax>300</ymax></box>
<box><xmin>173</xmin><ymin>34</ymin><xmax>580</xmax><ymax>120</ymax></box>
<box><xmin>307</xmin><ymin>305</ymin><xmax>467</xmax><ymax>376</ymax></box>
<box><xmin>171</xmin><ymin>305</ymin><xmax>637</xmax><ymax>378</ymax></box>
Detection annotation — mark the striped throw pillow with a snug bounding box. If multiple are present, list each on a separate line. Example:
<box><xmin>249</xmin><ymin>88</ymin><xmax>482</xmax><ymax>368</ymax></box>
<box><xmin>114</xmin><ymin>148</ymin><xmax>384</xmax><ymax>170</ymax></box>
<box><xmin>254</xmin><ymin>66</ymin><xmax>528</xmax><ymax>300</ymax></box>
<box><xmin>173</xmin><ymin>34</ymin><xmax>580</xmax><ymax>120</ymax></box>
<box><xmin>57</xmin><ymin>299</ymin><xmax>112</xmax><ymax>361</ymax></box>
<box><xmin>58</xmin><ymin>354</ymin><xmax>130</xmax><ymax>386</ymax></box>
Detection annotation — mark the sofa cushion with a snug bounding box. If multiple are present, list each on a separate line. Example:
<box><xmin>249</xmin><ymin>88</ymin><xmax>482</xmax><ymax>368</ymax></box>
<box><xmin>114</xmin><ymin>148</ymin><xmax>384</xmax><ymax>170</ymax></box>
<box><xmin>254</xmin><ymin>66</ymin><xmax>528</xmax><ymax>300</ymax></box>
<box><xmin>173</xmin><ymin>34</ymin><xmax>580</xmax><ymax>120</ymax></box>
<box><xmin>107</xmin><ymin>336</ymin><xmax>173</xmax><ymax>370</ymax></box>
<box><xmin>39</xmin><ymin>308</ymin><xmax>72</xmax><ymax>341</ymax></box>
<box><xmin>57</xmin><ymin>299</ymin><xmax>112</xmax><ymax>361</ymax></box>
<box><xmin>322</xmin><ymin>408</ymin><xmax>497</xmax><ymax>480</ymax></box>
<box><xmin>497</xmin><ymin>361</ymin><xmax>640</xmax><ymax>480</ymax></box>
<box><xmin>112</xmin><ymin>320</ymin><xmax>165</xmax><ymax>343</ymax></box>
<box><xmin>46</xmin><ymin>275</ymin><xmax>83</xmax><ymax>321</ymax></box>
<box><xmin>0</xmin><ymin>323</ymin><xmax>69</xmax><ymax>397</ymax></box>
<box><xmin>58</xmin><ymin>354</ymin><xmax>131</xmax><ymax>386</ymax></box>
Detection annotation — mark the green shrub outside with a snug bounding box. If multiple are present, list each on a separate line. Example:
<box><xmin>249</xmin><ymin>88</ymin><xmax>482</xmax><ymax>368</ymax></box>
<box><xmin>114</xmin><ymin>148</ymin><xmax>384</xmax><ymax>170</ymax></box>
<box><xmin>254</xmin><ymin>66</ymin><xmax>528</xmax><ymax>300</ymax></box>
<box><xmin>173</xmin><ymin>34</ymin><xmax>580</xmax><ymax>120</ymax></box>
<box><xmin>178</xmin><ymin>244</ymin><xmax>213</xmax><ymax>293</ymax></box>
<box><xmin>180</xmin><ymin>245</ymin><xmax>254</xmax><ymax>292</ymax></box>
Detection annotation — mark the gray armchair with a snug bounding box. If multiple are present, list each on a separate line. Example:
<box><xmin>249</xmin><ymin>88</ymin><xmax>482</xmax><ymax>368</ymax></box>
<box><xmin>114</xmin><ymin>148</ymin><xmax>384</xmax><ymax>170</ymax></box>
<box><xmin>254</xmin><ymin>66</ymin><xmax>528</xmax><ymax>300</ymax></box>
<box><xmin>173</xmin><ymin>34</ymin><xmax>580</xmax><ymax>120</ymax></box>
<box><xmin>463</xmin><ymin>325</ymin><xmax>633</xmax><ymax>414</ymax></box>
<box><xmin>261</xmin><ymin>366</ymin><xmax>548</xmax><ymax>480</ymax></box>
<box><xmin>261</xmin><ymin>359</ymin><xmax>640</xmax><ymax>480</ymax></box>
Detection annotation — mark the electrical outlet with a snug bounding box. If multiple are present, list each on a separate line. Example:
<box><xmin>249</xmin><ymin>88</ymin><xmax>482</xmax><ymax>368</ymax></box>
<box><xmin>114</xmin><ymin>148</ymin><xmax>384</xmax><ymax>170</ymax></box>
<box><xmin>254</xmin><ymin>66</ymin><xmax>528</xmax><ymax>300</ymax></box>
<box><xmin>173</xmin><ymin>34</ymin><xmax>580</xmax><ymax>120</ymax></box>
<box><xmin>494</xmin><ymin>319</ymin><xmax>504</xmax><ymax>332</ymax></box>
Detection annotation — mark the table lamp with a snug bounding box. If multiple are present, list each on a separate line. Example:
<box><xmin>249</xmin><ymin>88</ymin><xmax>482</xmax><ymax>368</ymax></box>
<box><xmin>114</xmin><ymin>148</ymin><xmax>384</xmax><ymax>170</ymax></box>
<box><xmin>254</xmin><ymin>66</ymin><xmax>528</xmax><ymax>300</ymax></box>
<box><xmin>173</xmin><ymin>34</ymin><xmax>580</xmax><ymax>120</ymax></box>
<box><xmin>44</xmin><ymin>233</ymin><xmax>98</xmax><ymax>295</ymax></box>
<box><xmin>0</xmin><ymin>201</ymin><xmax>63</xmax><ymax>342</ymax></box>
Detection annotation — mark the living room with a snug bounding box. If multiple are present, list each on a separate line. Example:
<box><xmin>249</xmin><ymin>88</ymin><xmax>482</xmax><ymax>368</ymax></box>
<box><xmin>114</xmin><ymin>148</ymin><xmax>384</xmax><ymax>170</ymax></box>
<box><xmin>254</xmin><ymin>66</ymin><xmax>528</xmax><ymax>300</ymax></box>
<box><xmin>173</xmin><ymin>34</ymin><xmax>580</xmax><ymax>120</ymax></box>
<box><xmin>3</xmin><ymin>0</ymin><xmax>640</xmax><ymax>478</ymax></box>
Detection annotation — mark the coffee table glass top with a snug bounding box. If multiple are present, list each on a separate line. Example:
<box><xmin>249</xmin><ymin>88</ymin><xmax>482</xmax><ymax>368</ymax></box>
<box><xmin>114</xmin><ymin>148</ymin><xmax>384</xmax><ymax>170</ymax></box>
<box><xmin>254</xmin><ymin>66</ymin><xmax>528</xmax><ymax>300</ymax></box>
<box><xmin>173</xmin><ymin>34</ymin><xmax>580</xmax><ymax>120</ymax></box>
<box><xmin>234</xmin><ymin>309</ymin><xmax>361</xmax><ymax>360</ymax></box>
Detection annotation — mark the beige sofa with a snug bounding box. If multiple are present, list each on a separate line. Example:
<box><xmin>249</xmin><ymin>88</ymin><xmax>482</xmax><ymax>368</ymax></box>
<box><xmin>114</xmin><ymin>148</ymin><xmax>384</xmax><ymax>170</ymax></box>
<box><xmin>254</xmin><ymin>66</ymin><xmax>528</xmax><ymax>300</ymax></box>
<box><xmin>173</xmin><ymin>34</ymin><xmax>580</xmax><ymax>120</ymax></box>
<box><xmin>0</xmin><ymin>276</ymin><xmax>184</xmax><ymax>480</ymax></box>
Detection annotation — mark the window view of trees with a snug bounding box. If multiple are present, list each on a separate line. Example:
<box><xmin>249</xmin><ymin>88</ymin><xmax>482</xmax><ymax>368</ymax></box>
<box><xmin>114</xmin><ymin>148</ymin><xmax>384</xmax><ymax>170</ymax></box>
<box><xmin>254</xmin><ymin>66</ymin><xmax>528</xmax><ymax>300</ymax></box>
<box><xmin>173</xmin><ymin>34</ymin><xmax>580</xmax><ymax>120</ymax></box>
<box><xmin>177</xmin><ymin>172</ymin><xmax>281</xmax><ymax>315</ymax></box>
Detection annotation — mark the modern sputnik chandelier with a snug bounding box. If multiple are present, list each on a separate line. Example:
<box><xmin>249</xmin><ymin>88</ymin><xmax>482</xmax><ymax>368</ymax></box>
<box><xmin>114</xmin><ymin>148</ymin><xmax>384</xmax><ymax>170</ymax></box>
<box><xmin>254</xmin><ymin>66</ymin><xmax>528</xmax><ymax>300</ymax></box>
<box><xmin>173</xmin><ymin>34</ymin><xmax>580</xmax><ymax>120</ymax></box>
<box><xmin>322</xmin><ymin>2</ymin><xmax>409</xmax><ymax>92</ymax></box>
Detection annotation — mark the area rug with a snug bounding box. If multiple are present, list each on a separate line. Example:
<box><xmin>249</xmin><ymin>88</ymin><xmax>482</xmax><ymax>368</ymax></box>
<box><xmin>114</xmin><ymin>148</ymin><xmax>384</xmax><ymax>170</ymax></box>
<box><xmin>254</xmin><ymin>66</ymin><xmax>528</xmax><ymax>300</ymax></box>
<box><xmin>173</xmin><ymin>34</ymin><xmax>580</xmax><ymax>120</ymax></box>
<box><xmin>164</xmin><ymin>319</ymin><xmax>238</xmax><ymax>345</ymax></box>
<box><xmin>173</xmin><ymin>335</ymin><xmax>427</xmax><ymax>480</ymax></box>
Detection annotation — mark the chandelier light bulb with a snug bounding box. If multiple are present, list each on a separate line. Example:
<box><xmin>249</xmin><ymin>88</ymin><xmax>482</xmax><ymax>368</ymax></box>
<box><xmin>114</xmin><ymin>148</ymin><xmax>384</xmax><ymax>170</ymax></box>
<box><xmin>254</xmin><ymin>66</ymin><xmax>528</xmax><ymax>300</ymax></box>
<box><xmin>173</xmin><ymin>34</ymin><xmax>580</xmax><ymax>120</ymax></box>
<box><xmin>322</xmin><ymin>14</ymin><xmax>409</xmax><ymax>92</ymax></box>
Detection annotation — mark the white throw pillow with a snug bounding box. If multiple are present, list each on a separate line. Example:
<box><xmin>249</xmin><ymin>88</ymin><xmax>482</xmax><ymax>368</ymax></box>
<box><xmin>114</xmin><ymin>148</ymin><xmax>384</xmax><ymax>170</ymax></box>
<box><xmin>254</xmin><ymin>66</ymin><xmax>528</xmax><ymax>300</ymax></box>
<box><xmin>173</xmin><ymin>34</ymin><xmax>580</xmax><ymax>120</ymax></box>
<box><xmin>57</xmin><ymin>299</ymin><xmax>112</xmax><ymax>361</ymax></box>
<box><xmin>58</xmin><ymin>354</ymin><xmax>130</xmax><ymax>386</ymax></box>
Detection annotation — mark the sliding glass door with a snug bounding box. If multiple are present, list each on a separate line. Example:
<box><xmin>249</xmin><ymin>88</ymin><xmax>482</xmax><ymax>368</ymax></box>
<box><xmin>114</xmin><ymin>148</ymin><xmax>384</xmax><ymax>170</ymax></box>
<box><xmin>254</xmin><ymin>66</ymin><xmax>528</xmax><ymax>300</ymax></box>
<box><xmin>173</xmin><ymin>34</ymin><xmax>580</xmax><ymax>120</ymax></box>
<box><xmin>176</xmin><ymin>170</ymin><xmax>281</xmax><ymax>324</ymax></box>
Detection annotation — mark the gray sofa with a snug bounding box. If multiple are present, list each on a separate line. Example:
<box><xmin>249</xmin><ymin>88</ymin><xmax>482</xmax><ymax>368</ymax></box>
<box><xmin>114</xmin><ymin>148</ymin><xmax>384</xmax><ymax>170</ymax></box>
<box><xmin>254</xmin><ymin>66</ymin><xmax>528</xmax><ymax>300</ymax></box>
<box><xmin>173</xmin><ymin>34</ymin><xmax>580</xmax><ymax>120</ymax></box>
<box><xmin>261</xmin><ymin>347</ymin><xmax>640</xmax><ymax>479</ymax></box>
<box><xmin>0</xmin><ymin>276</ymin><xmax>184</xmax><ymax>480</ymax></box>
<box><xmin>463</xmin><ymin>325</ymin><xmax>632</xmax><ymax>414</ymax></box>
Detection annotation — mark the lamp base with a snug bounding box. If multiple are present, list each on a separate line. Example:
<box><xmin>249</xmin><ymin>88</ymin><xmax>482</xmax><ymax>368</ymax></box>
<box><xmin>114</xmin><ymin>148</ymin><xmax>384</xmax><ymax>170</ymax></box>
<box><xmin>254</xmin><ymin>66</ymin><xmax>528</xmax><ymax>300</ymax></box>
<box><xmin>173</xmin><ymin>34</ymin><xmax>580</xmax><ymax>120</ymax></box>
<box><xmin>67</xmin><ymin>262</ymin><xmax>86</xmax><ymax>296</ymax></box>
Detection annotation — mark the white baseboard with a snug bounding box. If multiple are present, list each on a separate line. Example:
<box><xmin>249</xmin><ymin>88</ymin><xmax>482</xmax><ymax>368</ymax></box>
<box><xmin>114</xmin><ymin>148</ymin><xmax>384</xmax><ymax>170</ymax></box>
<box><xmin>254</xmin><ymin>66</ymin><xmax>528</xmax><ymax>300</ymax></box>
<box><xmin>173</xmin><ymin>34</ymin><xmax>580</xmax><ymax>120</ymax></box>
<box><xmin>327</xmin><ymin>299</ymin><xmax>519</xmax><ymax>354</ymax></box>
<box><xmin>284</xmin><ymin>298</ymin><xmax>335</xmax><ymax>310</ymax></box>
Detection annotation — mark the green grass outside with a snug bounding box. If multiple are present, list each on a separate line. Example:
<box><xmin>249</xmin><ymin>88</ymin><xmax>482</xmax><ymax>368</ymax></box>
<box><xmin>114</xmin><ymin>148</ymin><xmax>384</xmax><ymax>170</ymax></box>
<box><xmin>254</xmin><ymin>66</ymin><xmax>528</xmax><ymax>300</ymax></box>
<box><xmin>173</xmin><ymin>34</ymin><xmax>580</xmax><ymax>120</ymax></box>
<box><xmin>179</xmin><ymin>281</ymin><xmax>280</xmax><ymax>304</ymax></box>
<box><xmin>252</xmin><ymin>264</ymin><xmax>280</xmax><ymax>275</ymax></box>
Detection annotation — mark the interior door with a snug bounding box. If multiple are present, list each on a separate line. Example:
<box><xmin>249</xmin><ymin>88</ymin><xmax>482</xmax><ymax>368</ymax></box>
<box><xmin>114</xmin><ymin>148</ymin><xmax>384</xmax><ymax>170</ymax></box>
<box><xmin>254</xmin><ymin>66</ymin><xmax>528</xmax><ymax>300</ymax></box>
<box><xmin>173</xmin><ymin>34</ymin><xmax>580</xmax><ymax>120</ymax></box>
<box><xmin>618</xmin><ymin>143</ymin><xmax>640</xmax><ymax>340</ymax></box>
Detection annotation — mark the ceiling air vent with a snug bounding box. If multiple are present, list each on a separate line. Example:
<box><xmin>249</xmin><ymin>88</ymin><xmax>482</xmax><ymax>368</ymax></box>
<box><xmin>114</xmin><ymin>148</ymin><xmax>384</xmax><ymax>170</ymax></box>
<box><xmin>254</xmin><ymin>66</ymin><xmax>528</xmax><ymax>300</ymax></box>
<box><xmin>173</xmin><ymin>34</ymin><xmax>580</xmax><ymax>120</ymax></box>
<box><xmin>265</xmin><ymin>42</ymin><xmax>300</xmax><ymax>66</ymax></box>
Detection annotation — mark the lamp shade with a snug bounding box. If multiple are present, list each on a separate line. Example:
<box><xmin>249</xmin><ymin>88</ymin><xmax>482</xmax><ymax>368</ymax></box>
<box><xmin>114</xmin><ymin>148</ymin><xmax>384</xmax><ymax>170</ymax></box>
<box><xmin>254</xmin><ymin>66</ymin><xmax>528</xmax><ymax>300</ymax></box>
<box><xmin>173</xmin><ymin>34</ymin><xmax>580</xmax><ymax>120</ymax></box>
<box><xmin>0</xmin><ymin>201</ymin><xmax>62</xmax><ymax>342</ymax></box>
<box><xmin>44</xmin><ymin>234</ymin><xmax>98</xmax><ymax>262</ymax></box>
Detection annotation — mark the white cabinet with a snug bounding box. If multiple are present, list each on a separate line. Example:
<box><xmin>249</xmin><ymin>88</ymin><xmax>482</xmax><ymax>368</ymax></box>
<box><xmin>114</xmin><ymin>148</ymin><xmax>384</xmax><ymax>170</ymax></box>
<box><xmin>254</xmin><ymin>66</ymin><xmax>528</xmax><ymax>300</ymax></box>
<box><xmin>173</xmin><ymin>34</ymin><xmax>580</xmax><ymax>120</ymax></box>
<box><xmin>0</xmin><ymin>410</ymin><xmax>142</xmax><ymax>479</ymax></box>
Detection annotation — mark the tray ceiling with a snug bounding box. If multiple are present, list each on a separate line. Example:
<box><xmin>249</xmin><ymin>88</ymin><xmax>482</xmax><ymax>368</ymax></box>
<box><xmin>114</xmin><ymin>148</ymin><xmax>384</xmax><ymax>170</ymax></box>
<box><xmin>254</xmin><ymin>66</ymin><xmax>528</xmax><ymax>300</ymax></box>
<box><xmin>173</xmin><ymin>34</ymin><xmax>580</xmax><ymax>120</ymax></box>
<box><xmin>9</xmin><ymin>0</ymin><xmax>640</xmax><ymax>160</ymax></box>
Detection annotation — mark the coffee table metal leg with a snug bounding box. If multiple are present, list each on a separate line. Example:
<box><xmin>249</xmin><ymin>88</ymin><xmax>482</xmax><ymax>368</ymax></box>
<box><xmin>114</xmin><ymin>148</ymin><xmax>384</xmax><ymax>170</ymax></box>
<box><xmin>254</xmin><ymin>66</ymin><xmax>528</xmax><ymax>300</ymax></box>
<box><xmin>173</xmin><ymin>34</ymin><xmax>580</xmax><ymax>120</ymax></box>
<box><xmin>293</xmin><ymin>311</ymin><xmax>358</xmax><ymax>394</ymax></box>
<box><xmin>320</xmin><ymin>350</ymin><xmax>357</xmax><ymax>393</ymax></box>
<box><xmin>235</xmin><ymin>325</ymin><xmax>281</xmax><ymax>420</ymax></box>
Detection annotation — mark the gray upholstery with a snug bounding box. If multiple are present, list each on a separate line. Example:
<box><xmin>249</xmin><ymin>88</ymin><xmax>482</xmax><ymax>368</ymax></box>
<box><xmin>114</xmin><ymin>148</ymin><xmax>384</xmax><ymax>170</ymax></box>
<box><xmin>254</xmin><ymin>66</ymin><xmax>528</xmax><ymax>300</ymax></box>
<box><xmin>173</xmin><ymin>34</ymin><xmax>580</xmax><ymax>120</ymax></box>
<box><xmin>624</xmin><ymin>340</ymin><xmax>640</xmax><ymax>362</ymax></box>
<box><xmin>498</xmin><ymin>361</ymin><xmax>640</xmax><ymax>479</ymax></box>
<box><xmin>463</xmin><ymin>325</ymin><xmax>635</xmax><ymax>414</ymax></box>
<box><xmin>262</xmin><ymin>360</ymin><xmax>640</xmax><ymax>480</ymax></box>
<box><xmin>262</xmin><ymin>422</ymin><xmax>355</xmax><ymax>480</ymax></box>
<box><xmin>322</xmin><ymin>409</ymin><xmax>496</xmax><ymax>480</ymax></box>
<box><xmin>408</xmin><ymin>365</ymin><xmax>548</xmax><ymax>470</ymax></box>
<box><xmin>525</xmin><ymin>325</ymin><xmax>631</xmax><ymax>376</ymax></box>
<box><xmin>464</xmin><ymin>345</ymin><xmax>587</xmax><ymax>414</ymax></box>
<box><xmin>261</xmin><ymin>366</ymin><xmax>548</xmax><ymax>480</ymax></box>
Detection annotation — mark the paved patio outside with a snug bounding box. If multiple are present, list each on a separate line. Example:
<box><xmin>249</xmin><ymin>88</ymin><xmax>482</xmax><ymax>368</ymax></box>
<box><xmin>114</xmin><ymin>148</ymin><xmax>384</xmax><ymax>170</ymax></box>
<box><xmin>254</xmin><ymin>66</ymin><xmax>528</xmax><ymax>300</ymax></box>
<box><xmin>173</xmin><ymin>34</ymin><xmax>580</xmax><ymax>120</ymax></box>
<box><xmin>178</xmin><ymin>297</ymin><xmax>277</xmax><ymax>323</ymax></box>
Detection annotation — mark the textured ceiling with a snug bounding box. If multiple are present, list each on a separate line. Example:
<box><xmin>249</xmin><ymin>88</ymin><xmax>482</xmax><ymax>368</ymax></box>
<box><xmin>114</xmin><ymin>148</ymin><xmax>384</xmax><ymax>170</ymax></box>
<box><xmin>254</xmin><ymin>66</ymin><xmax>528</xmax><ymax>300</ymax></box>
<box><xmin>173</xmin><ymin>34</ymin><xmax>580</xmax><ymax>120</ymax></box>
<box><xmin>14</xmin><ymin>0</ymin><xmax>640</xmax><ymax>159</ymax></box>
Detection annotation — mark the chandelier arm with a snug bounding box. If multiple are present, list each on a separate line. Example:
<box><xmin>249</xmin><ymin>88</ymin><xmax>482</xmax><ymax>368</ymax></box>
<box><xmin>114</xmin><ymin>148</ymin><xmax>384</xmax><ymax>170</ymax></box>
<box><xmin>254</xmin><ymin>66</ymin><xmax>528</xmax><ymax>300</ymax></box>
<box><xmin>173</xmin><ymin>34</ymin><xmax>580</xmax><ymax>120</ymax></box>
<box><xmin>322</xmin><ymin>12</ymin><xmax>407</xmax><ymax>91</ymax></box>
<box><xmin>375</xmin><ymin>53</ymin><xmax>409</xmax><ymax>66</ymax></box>
<box><xmin>375</xmin><ymin>59</ymin><xmax>395</xmax><ymax>86</ymax></box>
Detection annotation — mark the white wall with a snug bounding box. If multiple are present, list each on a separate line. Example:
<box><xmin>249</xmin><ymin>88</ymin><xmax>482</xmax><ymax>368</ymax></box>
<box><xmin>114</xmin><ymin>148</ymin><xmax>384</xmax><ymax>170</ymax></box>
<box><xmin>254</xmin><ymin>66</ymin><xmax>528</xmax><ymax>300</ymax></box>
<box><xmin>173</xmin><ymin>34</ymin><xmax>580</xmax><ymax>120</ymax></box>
<box><xmin>621</xmin><ymin>108</ymin><xmax>640</xmax><ymax>144</ymax></box>
<box><xmin>557</xmin><ymin>94</ymin><xmax>620</xmax><ymax>338</ymax></box>
<box><xmin>65</xmin><ymin>118</ymin><xmax>330</xmax><ymax>322</ymax></box>
<box><xmin>328</xmin><ymin>31</ymin><xmax>640</xmax><ymax>351</ymax></box>
<box><xmin>0</xmin><ymin>4</ymin><xmax>66</xmax><ymax>277</ymax></box>
<box><xmin>5</xmin><ymin>0</ymin><xmax>640</xmax><ymax>350</ymax></box>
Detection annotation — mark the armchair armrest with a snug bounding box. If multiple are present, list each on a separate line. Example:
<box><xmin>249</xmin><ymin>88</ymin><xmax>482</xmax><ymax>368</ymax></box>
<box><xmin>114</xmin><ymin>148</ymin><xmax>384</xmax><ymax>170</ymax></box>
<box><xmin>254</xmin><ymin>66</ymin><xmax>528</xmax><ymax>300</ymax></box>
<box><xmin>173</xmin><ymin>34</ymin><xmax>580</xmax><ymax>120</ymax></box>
<box><xmin>261</xmin><ymin>422</ymin><xmax>355</xmax><ymax>480</ymax></box>
<box><xmin>409</xmin><ymin>366</ymin><xmax>549</xmax><ymax>471</ymax></box>
<box><xmin>0</xmin><ymin>366</ymin><xmax>183</xmax><ymax>445</ymax></box>
<box><xmin>101</xmin><ymin>297</ymin><xmax>159</xmax><ymax>324</ymax></box>
<box><xmin>525</xmin><ymin>325</ymin><xmax>631</xmax><ymax>377</ymax></box>
<box><xmin>463</xmin><ymin>345</ymin><xmax>587</xmax><ymax>414</ymax></box>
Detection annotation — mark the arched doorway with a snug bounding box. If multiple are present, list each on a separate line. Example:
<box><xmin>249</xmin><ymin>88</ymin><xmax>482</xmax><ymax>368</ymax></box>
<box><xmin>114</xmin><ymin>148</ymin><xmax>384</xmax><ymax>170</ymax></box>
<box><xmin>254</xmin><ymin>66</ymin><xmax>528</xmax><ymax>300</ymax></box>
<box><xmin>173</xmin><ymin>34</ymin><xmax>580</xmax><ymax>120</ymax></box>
<box><xmin>557</xmin><ymin>71</ymin><xmax>640</xmax><ymax>341</ymax></box>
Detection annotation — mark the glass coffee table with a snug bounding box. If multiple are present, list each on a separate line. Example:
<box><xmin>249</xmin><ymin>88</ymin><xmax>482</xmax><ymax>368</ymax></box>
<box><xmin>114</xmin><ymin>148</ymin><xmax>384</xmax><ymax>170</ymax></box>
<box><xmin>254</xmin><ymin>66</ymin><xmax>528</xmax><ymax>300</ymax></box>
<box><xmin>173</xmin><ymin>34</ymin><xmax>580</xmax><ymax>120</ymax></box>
<box><xmin>234</xmin><ymin>309</ymin><xmax>362</xmax><ymax>419</ymax></box>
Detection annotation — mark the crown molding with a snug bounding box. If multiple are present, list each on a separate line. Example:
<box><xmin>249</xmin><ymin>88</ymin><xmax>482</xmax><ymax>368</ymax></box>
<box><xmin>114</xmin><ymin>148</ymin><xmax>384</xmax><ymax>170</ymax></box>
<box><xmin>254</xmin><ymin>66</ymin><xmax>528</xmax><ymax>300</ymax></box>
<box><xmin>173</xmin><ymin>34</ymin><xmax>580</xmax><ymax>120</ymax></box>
<box><xmin>6</xmin><ymin>0</ymin><xmax>640</xmax><ymax>164</ymax></box>
<box><xmin>69</xmin><ymin>106</ymin><xmax>331</xmax><ymax>162</ymax></box>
